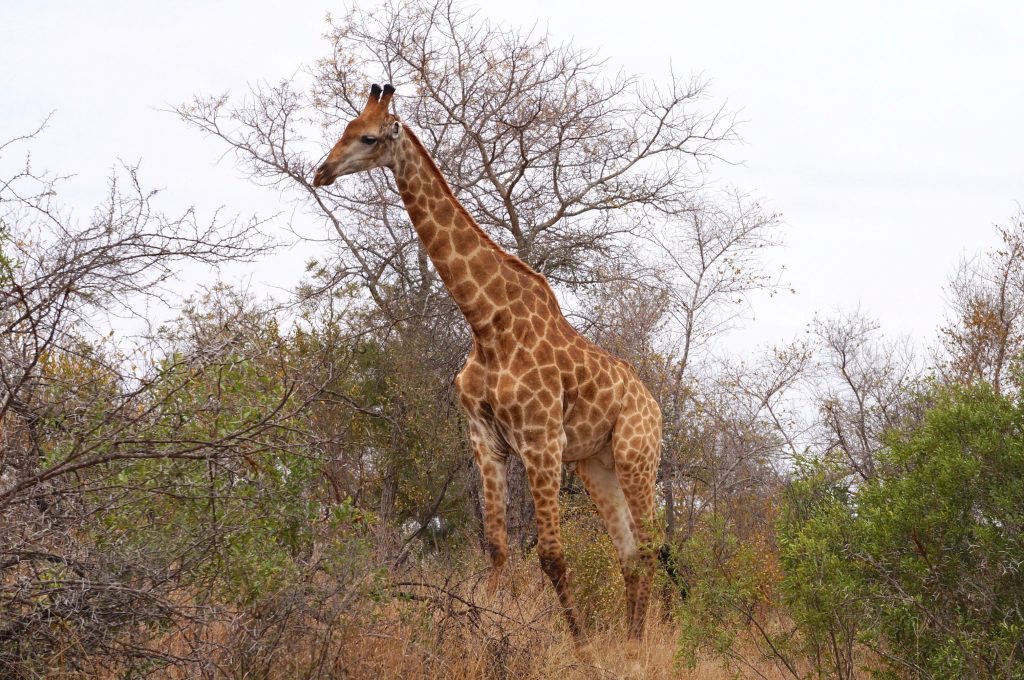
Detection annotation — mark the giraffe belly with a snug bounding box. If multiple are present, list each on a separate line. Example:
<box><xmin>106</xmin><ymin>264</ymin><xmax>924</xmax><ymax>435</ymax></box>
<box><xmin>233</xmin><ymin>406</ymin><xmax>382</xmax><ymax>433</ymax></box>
<box><xmin>561</xmin><ymin>437</ymin><xmax>608</xmax><ymax>462</ymax></box>
<box><xmin>561</xmin><ymin>407</ymin><xmax>616</xmax><ymax>462</ymax></box>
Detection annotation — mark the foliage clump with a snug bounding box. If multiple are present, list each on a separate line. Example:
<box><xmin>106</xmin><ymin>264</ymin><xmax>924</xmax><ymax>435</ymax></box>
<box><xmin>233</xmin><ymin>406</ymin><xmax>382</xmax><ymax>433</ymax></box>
<box><xmin>780</xmin><ymin>383</ymin><xmax>1024</xmax><ymax>679</ymax></box>
<box><xmin>559</xmin><ymin>494</ymin><xmax>623</xmax><ymax>629</ymax></box>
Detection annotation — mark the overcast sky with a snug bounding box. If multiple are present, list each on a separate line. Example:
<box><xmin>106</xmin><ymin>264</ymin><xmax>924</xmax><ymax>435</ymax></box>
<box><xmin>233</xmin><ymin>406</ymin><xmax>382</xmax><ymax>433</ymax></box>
<box><xmin>3</xmin><ymin>0</ymin><xmax>1023</xmax><ymax>357</ymax></box>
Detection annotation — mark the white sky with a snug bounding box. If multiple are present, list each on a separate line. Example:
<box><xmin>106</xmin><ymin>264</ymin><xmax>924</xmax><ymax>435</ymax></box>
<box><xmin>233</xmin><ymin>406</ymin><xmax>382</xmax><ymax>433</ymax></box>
<box><xmin>3</xmin><ymin>0</ymin><xmax>1023</xmax><ymax>356</ymax></box>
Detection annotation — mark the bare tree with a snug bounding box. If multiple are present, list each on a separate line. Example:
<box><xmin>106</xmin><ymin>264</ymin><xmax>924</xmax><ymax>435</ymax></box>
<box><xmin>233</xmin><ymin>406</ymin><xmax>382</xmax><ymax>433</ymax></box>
<box><xmin>640</xmin><ymin>191</ymin><xmax>785</xmax><ymax>538</ymax></box>
<box><xmin>175</xmin><ymin>0</ymin><xmax>744</xmax><ymax>550</ymax></box>
<box><xmin>940</xmin><ymin>211</ymin><xmax>1024</xmax><ymax>395</ymax></box>
<box><xmin>811</xmin><ymin>312</ymin><xmax>920</xmax><ymax>482</ymax></box>
<box><xmin>178</xmin><ymin>0</ymin><xmax>733</xmax><ymax>293</ymax></box>
<box><xmin>0</xmin><ymin>123</ymin><xmax>268</xmax><ymax>491</ymax></box>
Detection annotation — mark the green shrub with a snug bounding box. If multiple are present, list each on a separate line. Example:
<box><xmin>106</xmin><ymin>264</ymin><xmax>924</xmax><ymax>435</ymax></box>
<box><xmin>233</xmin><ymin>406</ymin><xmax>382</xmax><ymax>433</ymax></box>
<box><xmin>559</xmin><ymin>495</ymin><xmax>624</xmax><ymax>629</ymax></box>
<box><xmin>780</xmin><ymin>383</ymin><xmax>1024</xmax><ymax>679</ymax></box>
<box><xmin>672</xmin><ymin>515</ymin><xmax>784</xmax><ymax>671</ymax></box>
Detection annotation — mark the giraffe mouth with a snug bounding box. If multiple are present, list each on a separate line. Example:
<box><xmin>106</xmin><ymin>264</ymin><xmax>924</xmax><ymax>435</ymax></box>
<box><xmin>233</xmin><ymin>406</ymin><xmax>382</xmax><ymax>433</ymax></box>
<box><xmin>312</xmin><ymin>164</ymin><xmax>337</xmax><ymax>187</ymax></box>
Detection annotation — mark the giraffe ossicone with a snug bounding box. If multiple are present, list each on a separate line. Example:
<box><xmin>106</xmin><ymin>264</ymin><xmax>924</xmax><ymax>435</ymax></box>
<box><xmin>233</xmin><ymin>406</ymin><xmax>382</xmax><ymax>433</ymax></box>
<box><xmin>314</xmin><ymin>83</ymin><xmax>663</xmax><ymax>640</ymax></box>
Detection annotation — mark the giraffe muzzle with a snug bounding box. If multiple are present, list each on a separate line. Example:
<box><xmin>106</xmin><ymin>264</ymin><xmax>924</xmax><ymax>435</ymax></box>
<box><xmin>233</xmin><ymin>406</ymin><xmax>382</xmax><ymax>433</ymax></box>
<box><xmin>312</xmin><ymin>164</ymin><xmax>336</xmax><ymax>187</ymax></box>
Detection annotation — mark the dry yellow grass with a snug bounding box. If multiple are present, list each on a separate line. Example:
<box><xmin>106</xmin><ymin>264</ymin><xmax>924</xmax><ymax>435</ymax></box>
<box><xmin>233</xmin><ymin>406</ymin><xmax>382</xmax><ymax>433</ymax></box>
<box><xmin>79</xmin><ymin>556</ymin><xmax>797</xmax><ymax>679</ymax></box>
<box><xmin>286</xmin><ymin>557</ymin><xmax>792</xmax><ymax>680</ymax></box>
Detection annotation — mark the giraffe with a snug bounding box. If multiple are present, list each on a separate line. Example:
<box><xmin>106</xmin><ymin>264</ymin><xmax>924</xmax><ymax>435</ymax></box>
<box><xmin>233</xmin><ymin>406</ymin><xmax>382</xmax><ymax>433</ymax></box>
<box><xmin>313</xmin><ymin>84</ymin><xmax>663</xmax><ymax>640</ymax></box>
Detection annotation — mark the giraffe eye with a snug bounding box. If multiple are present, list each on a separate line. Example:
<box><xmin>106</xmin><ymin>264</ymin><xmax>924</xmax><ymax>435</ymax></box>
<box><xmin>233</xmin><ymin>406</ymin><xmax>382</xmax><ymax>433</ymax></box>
<box><xmin>360</xmin><ymin>135</ymin><xmax>378</xmax><ymax>145</ymax></box>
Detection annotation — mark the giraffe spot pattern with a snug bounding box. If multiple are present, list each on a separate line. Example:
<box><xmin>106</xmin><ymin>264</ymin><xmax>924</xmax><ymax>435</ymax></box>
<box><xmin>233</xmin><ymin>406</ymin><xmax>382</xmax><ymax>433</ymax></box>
<box><xmin>332</xmin><ymin>108</ymin><xmax>662</xmax><ymax>640</ymax></box>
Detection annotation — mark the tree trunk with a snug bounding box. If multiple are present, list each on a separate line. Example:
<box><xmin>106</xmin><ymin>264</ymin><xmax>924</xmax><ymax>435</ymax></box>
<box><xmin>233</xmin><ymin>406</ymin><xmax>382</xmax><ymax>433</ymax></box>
<box><xmin>380</xmin><ymin>463</ymin><xmax>398</xmax><ymax>526</ymax></box>
<box><xmin>506</xmin><ymin>455</ymin><xmax>537</xmax><ymax>552</ymax></box>
<box><xmin>663</xmin><ymin>456</ymin><xmax>677</xmax><ymax>540</ymax></box>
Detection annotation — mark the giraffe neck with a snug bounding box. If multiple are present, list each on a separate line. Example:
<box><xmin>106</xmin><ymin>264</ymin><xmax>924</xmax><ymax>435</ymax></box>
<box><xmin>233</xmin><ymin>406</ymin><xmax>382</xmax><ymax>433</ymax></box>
<box><xmin>390</xmin><ymin>125</ymin><xmax>558</xmax><ymax>334</ymax></box>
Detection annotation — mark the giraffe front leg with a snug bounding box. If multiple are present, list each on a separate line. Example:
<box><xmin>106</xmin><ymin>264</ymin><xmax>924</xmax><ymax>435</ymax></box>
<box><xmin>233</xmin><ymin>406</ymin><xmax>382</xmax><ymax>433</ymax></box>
<box><xmin>524</xmin><ymin>450</ymin><xmax>585</xmax><ymax>640</ymax></box>
<box><xmin>469</xmin><ymin>426</ymin><xmax>509</xmax><ymax>595</ymax></box>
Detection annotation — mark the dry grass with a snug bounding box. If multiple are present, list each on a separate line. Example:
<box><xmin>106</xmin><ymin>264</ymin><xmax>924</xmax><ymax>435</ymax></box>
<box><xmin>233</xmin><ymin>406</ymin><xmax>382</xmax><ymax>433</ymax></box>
<box><xmin>75</xmin><ymin>556</ymin><xmax>796</xmax><ymax>679</ymax></box>
<box><xmin>325</xmin><ymin>556</ymin><xmax>794</xmax><ymax>680</ymax></box>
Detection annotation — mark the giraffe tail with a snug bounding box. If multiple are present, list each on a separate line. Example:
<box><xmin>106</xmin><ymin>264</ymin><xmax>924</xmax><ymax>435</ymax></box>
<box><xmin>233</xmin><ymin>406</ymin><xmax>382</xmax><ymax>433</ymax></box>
<box><xmin>658</xmin><ymin>543</ymin><xmax>688</xmax><ymax>600</ymax></box>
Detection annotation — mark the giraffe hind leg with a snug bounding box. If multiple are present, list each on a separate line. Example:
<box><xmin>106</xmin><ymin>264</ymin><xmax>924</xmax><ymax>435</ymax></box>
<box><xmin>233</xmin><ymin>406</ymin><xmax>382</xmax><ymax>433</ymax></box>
<box><xmin>611</xmin><ymin>426</ymin><xmax>660</xmax><ymax>640</ymax></box>
<box><xmin>576</xmin><ymin>452</ymin><xmax>643</xmax><ymax>631</ymax></box>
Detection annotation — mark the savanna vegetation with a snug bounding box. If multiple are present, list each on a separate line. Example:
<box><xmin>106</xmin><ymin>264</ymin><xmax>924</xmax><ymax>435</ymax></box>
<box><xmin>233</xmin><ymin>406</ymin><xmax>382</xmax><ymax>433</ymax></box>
<box><xmin>2</xmin><ymin>1</ymin><xmax>1022</xmax><ymax>678</ymax></box>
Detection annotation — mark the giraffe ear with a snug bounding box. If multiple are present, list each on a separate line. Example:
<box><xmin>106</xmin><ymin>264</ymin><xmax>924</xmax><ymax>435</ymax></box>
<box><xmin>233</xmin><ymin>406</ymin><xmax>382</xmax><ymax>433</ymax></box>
<box><xmin>388</xmin><ymin>121</ymin><xmax>402</xmax><ymax>140</ymax></box>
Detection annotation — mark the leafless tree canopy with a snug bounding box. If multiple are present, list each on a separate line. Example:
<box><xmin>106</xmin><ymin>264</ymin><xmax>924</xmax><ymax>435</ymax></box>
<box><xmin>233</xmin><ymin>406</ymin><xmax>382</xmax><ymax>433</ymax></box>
<box><xmin>1</xmin><ymin>120</ymin><xmax>268</xmax><ymax>481</ymax></box>
<box><xmin>177</xmin><ymin>0</ymin><xmax>734</xmax><ymax>310</ymax></box>
<box><xmin>809</xmin><ymin>312</ymin><xmax>920</xmax><ymax>482</ymax></box>
<box><xmin>940</xmin><ymin>213</ymin><xmax>1024</xmax><ymax>395</ymax></box>
<box><xmin>0</xmin><ymin>123</ymin><xmax>313</xmax><ymax>673</ymax></box>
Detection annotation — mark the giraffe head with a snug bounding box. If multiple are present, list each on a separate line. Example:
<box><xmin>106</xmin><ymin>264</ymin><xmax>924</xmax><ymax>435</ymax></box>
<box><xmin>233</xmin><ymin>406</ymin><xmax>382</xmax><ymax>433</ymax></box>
<box><xmin>312</xmin><ymin>83</ymin><xmax>403</xmax><ymax>187</ymax></box>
